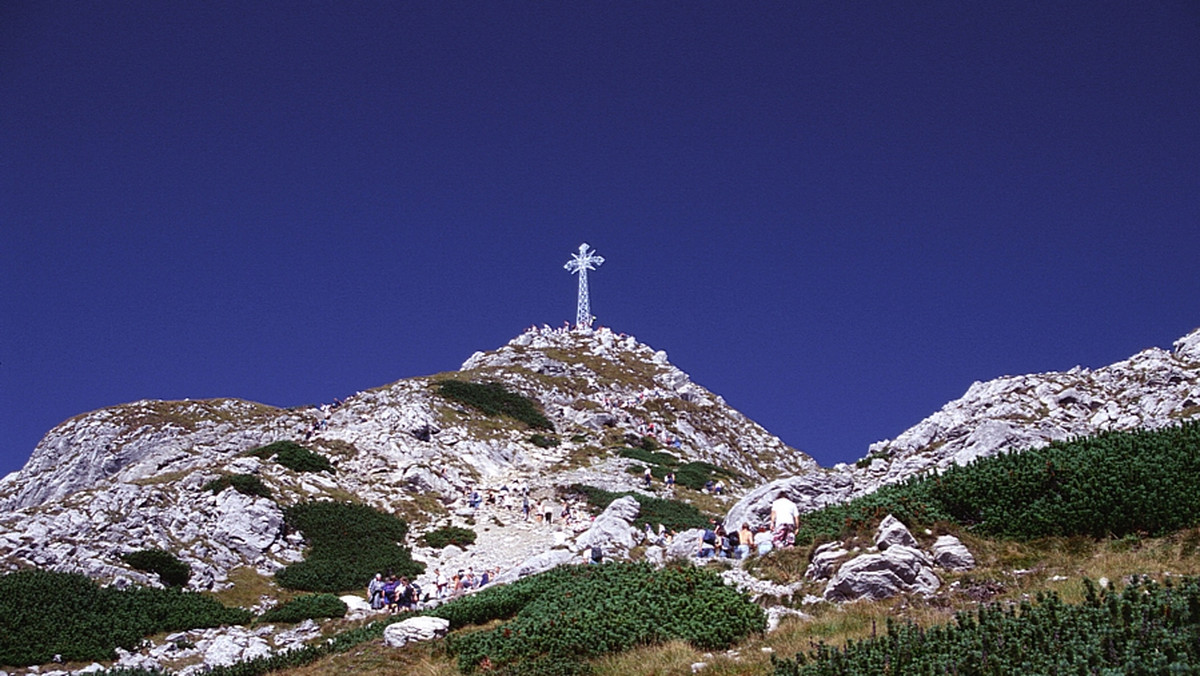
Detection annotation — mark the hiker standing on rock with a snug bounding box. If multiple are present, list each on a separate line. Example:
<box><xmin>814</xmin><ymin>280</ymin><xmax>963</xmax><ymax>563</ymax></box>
<box><xmin>770</xmin><ymin>494</ymin><xmax>800</xmax><ymax>548</ymax></box>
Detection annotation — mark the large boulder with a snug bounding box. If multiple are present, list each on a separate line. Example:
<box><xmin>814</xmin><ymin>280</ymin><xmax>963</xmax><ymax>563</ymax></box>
<box><xmin>824</xmin><ymin>545</ymin><xmax>940</xmax><ymax>602</ymax></box>
<box><xmin>665</xmin><ymin>528</ymin><xmax>705</xmax><ymax>561</ymax></box>
<box><xmin>931</xmin><ymin>535</ymin><xmax>976</xmax><ymax>571</ymax></box>
<box><xmin>383</xmin><ymin>616</ymin><xmax>450</xmax><ymax>648</ymax></box>
<box><xmin>722</xmin><ymin>471</ymin><xmax>854</xmax><ymax>532</ymax></box>
<box><xmin>575</xmin><ymin>495</ymin><xmax>640</xmax><ymax>558</ymax></box>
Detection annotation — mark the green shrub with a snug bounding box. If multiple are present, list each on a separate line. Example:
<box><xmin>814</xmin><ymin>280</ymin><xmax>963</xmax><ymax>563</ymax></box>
<box><xmin>202</xmin><ymin>473</ymin><xmax>272</xmax><ymax>499</ymax></box>
<box><xmin>528</xmin><ymin>434</ymin><xmax>560</xmax><ymax>448</ymax></box>
<box><xmin>617</xmin><ymin>447</ymin><xmax>679</xmax><ymax>466</ymax></box>
<box><xmin>795</xmin><ymin>421</ymin><xmax>1200</xmax><ymax>545</ymax></box>
<box><xmin>437</xmin><ymin>380</ymin><xmax>553</xmax><ymax>430</ymax></box>
<box><xmin>774</xmin><ymin>577</ymin><xmax>1200</xmax><ymax>675</ymax></box>
<box><xmin>275</xmin><ymin>501</ymin><xmax>423</xmax><ymax>592</ymax></box>
<box><xmin>121</xmin><ymin>549</ymin><xmax>190</xmax><ymax>587</ymax></box>
<box><xmin>0</xmin><ymin>570</ymin><xmax>251</xmax><ymax>666</ymax></box>
<box><xmin>437</xmin><ymin>562</ymin><xmax>764</xmax><ymax>673</ymax></box>
<box><xmin>258</xmin><ymin>594</ymin><xmax>346</xmax><ymax>623</ymax></box>
<box><xmin>567</xmin><ymin>484</ymin><xmax>712</xmax><ymax>531</ymax></box>
<box><xmin>570</xmin><ymin>434</ymin><xmax>589</xmax><ymax>443</ymax></box>
<box><xmin>245</xmin><ymin>440</ymin><xmax>333</xmax><ymax>474</ymax></box>
<box><xmin>422</xmin><ymin>526</ymin><xmax>477</xmax><ymax>549</ymax></box>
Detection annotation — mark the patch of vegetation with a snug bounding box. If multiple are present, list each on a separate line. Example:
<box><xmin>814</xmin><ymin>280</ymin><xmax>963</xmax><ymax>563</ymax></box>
<box><xmin>246</xmin><ymin>440</ymin><xmax>334</xmax><ymax>474</ymax></box>
<box><xmin>854</xmin><ymin>449</ymin><xmax>891</xmax><ymax>469</ymax></box>
<box><xmin>433</xmin><ymin>562</ymin><xmax>764</xmax><ymax>674</ymax></box>
<box><xmin>121</xmin><ymin>548</ymin><xmax>190</xmax><ymax>587</ymax></box>
<box><xmin>436</xmin><ymin>380</ymin><xmax>553</xmax><ymax>430</ymax></box>
<box><xmin>0</xmin><ymin>570</ymin><xmax>251</xmax><ymax>666</ymax></box>
<box><xmin>202</xmin><ymin>473</ymin><xmax>272</xmax><ymax>499</ymax></box>
<box><xmin>257</xmin><ymin>594</ymin><xmax>347</xmax><ymax>624</ymax></box>
<box><xmin>617</xmin><ymin>447</ymin><xmax>679</xmax><ymax>466</ymax></box>
<box><xmin>570</xmin><ymin>434</ymin><xmax>589</xmax><ymax>443</ymax></box>
<box><xmin>422</xmin><ymin>525</ymin><xmax>477</xmax><ymax>549</ymax></box>
<box><xmin>275</xmin><ymin>501</ymin><xmax>423</xmax><ymax>593</ymax></box>
<box><xmin>528</xmin><ymin>434</ymin><xmax>560</xmax><ymax>448</ymax></box>
<box><xmin>566</xmin><ymin>484</ymin><xmax>712</xmax><ymax>531</ymax></box>
<box><xmin>795</xmin><ymin>421</ymin><xmax>1200</xmax><ymax>544</ymax></box>
<box><xmin>773</xmin><ymin>577</ymin><xmax>1200</xmax><ymax>675</ymax></box>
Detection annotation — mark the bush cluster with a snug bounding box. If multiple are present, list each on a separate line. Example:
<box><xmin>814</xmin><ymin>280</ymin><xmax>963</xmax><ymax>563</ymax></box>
<box><xmin>774</xmin><ymin>576</ymin><xmax>1200</xmax><ymax>675</ymax></box>
<box><xmin>615</xmin><ymin>447</ymin><xmax>734</xmax><ymax>490</ymax></box>
<box><xmin>566</xmin><ymin>484</ymin><xmax>712</xmax><ymax>531</ymax></box>
<box><xmin>795</xmin><ymin>421</ymin><xmax>1200</xmax><ymax>544</ymax></box>
<box><xmin>275</xmin><ymin>501</ymin><xmax>423</xmax><ymax>592</ymax></box>
<box><xmin>202</xmin><ymin>473</ymin><xmax>272</xmax><ymax>499</ymax></box>
<box><xmin>257</xmin><ymin>594</ymin><xmax>346</xmax><ymax>624</ymax></box>
<box><xmin>528</xmin><ymin>434</ymin><xmax>560</xmax><ymax>448</ymax></box>
<box><xmin>422</xmin><ymin>525</ymin><xmax>477</xmax><ymax>549</ymax></box>
<box><xmin>121</xmin><ymin>549</ymin><xmax>190</xmax><ymax>587</ymax></box>
<box><xmin>435</xmin><ymin>562</ymin><xmax>765</xmax><ymax>673</ymax></box>
<box><xmin>246</xmin><ymin>440</ymin><xmax>333</xmax><ymax>473</ymax></box>
<box><xmin>0</xmin><ymin>570</ymin><xmax>251</xmax><ymax>666</ymax></box>
<box><xmin>437</xmin><ymin>380</ymin><xmax>554</xmax><ymax>430</ymax></box>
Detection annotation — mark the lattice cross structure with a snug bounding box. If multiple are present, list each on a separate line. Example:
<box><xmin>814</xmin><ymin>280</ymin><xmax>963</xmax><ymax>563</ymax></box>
<box><xmin>564</xmin><ymin>243</ymin><xmax>604</xmax><ymax>329</ymax></box>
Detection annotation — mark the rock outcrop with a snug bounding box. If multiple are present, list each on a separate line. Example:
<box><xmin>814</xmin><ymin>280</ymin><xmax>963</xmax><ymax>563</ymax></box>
<box><xmin>383</xmin><ymin>616</ymin><xmax>451</xmax><ymax>648</ymax></box>
<box><xmin>819</xmin><ymin>516</ymin><xmax>947</xmax><ymax>602</ymax></box>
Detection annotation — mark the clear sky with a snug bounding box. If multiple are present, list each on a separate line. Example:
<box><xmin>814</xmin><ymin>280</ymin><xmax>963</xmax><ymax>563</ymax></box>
<box><xmin>3</xmin><ymin>2</ymin><xmax>1198</xmax><ymax>477</ymax></box>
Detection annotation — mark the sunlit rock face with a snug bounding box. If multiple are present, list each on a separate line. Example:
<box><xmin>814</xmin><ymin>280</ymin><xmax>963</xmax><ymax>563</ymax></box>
<box><xmin>843</xmin><ymin>326</ymin><xmax>1200</xmax><ymax>497</ymax></box>
<box><xmin>0</xmin><ymin>325</ymin><xmax>814</xmax><ymax>593</ymax></box>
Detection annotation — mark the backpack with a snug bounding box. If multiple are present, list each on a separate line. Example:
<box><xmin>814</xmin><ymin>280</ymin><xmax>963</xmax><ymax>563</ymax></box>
<box><xmin>591</xmin><ymin>544</ymin><xmax>603</xmax><ymax>562</ymax></box>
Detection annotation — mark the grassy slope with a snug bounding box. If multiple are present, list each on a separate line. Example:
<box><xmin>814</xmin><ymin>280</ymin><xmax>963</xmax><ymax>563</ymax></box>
<box><xmin>266</xmin><ymin>525</ymin><xmax>1200</xmax><ymax>676</ymax></box>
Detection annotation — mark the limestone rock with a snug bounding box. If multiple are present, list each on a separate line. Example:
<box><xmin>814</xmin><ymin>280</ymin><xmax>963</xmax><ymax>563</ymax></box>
<box><xmin>574</xmin><ymin>495</ymin><xmax>640</xmax><ymax>558</ymax></box>
<box><xmin>383</xmin><ymin>616</ymin><xmax>450</xmax><ymax>648</ymax></box>
<box><xmin>931</xmin><ymin>535</ymin><xmax>976</xmax><ymax>571</ymax></box>
<box><xmin>874</xmin><ymin>514</ymin><xmax>919</xmax><ymax>550</ymax></box>
<box><xmin>665</xmin><ymin>528</ymin><xmax>705</xmax><ymax>561</ymax></box>
<box><xmin>824</xmin><ymin>545</ymin><xmax>940</xmax><ymax>602</ymax></box>
<box><xmin>492</xmin><ymin>549</ymin><xmax>578</xmax><ymax>585</ymax></box>
<box><xmin>722</xmin><ymin>472</ymin><xmax>855</xmax><ymax>533</ymax></box>
<box><xmin>805</xmin><ymin>541</ymin><xmax>849</xmax><ymax>580</ymax></box>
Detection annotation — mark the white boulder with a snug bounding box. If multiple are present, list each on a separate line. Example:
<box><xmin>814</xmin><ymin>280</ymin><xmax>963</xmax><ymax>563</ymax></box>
<box><xmin>931</xmin><ymin>535</ymin><xmax>976</xmax><ymax>571</ymax></box>
<box><xmin>383</xmin><ymin>616</ymin><xmax>450</xmax><ymax>648</ymax></box>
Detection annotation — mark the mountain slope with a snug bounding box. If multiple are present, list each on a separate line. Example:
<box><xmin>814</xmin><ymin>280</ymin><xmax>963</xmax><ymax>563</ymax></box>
<box><xmin>0</xmin><ymin>326</ymin><xmax>813</xmax><ymax>588</ymax></box>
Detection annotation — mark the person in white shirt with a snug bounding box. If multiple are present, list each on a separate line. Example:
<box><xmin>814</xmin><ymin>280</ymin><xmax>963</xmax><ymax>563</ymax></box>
<box><xmin>770</xmin><ymin>495</ymin><xmax>800</xmax><ymax>548</ymax></box>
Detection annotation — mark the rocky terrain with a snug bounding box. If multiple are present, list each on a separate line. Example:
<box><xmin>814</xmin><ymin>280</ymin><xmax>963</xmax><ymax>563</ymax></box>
<box><xmin>0</xmin><ymin>326</ymin><xmax>810</xmax><ymax>591</ymax></box>
<box><xmin>2</xmin><ymin>324</ymin><xmax>1199</xmax><ymax>675</ymax></box>
<box><xmin>724</xmin><ymin>327</ymin><xmax>1200</xmax><ymax>531</ymax></box>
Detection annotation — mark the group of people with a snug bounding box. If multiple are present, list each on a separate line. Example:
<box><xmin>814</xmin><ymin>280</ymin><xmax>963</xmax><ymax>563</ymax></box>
<box><xmin>367</xmin><ymin>572</ymin><xmax>421</xmax><ymax>613</ymax></box>
<box><xmin>696</xmin><ymin>494</ymin><xmax>801</xmax><ymax>559</ymax></box>
<box><xmin>432</xmin><ymin>566</ymin><xmax>496</xmax><ymax>598</ymax></box>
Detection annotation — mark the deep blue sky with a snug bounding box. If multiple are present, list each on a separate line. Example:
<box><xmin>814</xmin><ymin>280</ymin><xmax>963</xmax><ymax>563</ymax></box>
<box><xmin>3</xmin><ymin>2</ymin><xmax>1198</xmax><ymax>477</ymax></box>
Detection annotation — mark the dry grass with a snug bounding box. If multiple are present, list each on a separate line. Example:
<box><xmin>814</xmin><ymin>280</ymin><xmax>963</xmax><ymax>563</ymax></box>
<box><xmin>273</xmin><ymin>638</ymin><xmax>459</xmax><ymax>676</ymax></box>
<box><xmin>207</xmin><ymin>566</ymin><xmax>297</xmax><ymax>610</ymax></box>
<box><xmin>253</xmin><ymin>528</ymin><xmax>1200</xmax><ymax>676</ymax></box>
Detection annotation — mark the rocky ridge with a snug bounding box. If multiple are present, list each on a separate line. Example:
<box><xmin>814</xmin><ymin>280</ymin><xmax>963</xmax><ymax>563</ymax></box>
<box><xmin>724</xmin><ymin>327</ymin><xmax>1200</xmax><ymax>531</ymax></box>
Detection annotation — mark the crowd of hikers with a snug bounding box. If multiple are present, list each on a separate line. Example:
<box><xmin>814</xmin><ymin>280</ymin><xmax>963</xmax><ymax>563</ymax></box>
<box><xmin>368</xmin><ymin>566</ymin><xmax>501</xmax><ymax>612</ymax></box>
<box><xmin>697</xmin><ymin>494</ymin><xmax>800</xmax><ymax>559</ymax></box>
